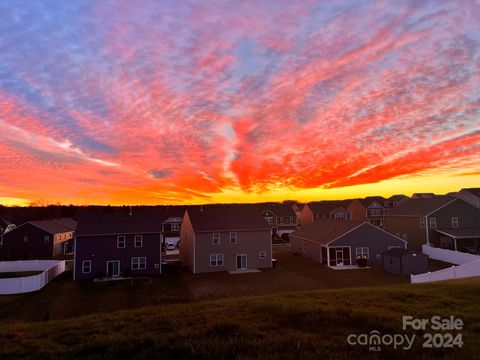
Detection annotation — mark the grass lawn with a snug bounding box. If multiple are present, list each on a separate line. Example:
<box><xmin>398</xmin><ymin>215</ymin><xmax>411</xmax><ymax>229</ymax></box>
<box><xmin>0</xmin><ymin>279</ymin><xmax>478</xmax><ymax>359</ymax></box>
<box><xmin>0</xmin><ymin>252</ymin><xmax>409</xmax><ymax>323</ymax></box>
<box><xmin>0</xmin><ymin>272</ymin><xmax>42</xmax><ymax>279</ymax></box>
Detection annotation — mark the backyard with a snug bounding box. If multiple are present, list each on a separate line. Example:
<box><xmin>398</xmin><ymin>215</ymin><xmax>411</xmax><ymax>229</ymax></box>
<box><xmin>0</xmin><ymin>251</ymin><xmax>451</xmax><ymax>323</ymax></box>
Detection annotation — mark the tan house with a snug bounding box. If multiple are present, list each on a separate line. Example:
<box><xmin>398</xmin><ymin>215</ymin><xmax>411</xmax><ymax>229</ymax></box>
<box><xmin>300</xmin><ymin>200</ymin><xmax>352</xmax><ymax>225</ymax></box>
<box><xmin>348</xmin><ymin>197</ymin><xmax>386</xmax><ymax>227</ymax></box>
<box><xmin>384</xmin><ymin>197</ymin><xmax>480</xmax><ymax>251</ymax></box>
<box><xmin>259</xmin><ymin>203</ymin><xmax>298</xmax><ymax>238</ymax></box>
<box><xmin>179</xmin><ymin>205</ymin><xmax>272</xmax><ymax>273</ymax></box>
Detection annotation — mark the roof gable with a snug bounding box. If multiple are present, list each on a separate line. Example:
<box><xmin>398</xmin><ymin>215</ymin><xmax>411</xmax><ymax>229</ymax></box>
<box><xmin>186</xmin><ymin>205</ymin><xmax>270</xmax><ymax>232</ymax></box>
<box><xmin>385</xmin><ymin>196</ymin><xmax>456</xmax><ymax>216</ymax></box>
<box><xmin>290</xmin><ymin>219</ymin><xmax>363</xmax><ymax>245</ymax></box>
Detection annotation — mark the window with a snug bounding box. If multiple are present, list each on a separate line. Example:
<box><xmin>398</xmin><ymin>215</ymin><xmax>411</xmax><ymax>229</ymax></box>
<box><xmin>371</xmin><ymin>209</ymin><xmax>382</xmax><ymax>216</ymax></box>
<box><xmin>23</xmin><ymin>236</ymin><xmax>28</xmax><ymax>242</ymax></box>
<box><xmin>290</xmin><ymin>217</ymin><xmax>296</xmax><ymax>224</ymax></box>
<box><xmin>388</xmin><ymin>246</ymin><xmax>401</xmax><ymax>250</ymax></box>
<box><xmin>212</xmin><ymin>232</ymin><xmax>220</xmax><ymax>245</ymax></box>
<box><xmin>230</xmin><ymin>232</ymin><xmax>237</xmax><ymax>244</ymax></box>
<box><xmin>132</xmin><ymin>257</ymin><xmax>146</xmax><ymax>270</ymax></box>
<box><xmin>429</xmin><ymin>217</ymin><xmax>437</xmax><ymax>229</ymax></box>
<box><xmin>266</xmin><ymin>218</ymin><xmax>273</xmax><ymax>225</ymax></box>
<box><xmin>82</xmin><ymin>260</ymin><xmax>92</xmax><ymax>274</ymax></box>
<box><xmin>117</xmin><ymin>235</ymin><xmax>126</xmax><ymax>248</ymax></box>
<box><xmin>259</xmin><ymin>251</ymin><xmax>267</xmax><ymax>259</ymax></box>
<box><xmin>278</xmin><ymin>217</ymin><xmax>284</xmax><ymax>225</ymax></box>
<box><xmin>134</xmin><ymin>235</ymin><xmax>143</xmax><ymax>248</ymax></box>
<box><xmin>440</xmin><ymin>238</ymin><xmax>452</xmax><ymax>249</ymax></box>
<box><xmin>209</xmin><ymin>254</ymin><xmax>224</xmax><ymax>267</ymax></box>
<box><xmin>44</xmin><ymin>235</ymin><xmax>50</xmax><ymax>243</ymax></box>
<box><xmin>171</xmin><ymin>223</ymin><xmax>180</xmax><ymax>231</ymax></box>
<box><xmin>355</xmin><ymin>247</ymin><xmax>369</xmax><ymax>259</ymax></box>
<box><xmin>395</xmin><ymin>232</ymin><xmax>400</xmax><ymax>237</ymax></box>
<box><xmin>451</xmin><ymin>217</ymin><xmax>459</xmax><ymax>228</ymax></box>
<box><xmin>402</xmin><ymin>234</ymin><xmax>408</xmax><ymax>240</ymax></box>
<box><xmin>420</xmin><ymin>218</ymin><xmax>425</xmax><ymax>228</ymax></box>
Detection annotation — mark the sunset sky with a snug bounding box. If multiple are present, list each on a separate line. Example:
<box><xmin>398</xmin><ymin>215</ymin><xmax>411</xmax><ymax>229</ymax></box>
<box><xmin>0</xmin><ymin>0</ymin><xmax>479</xmax><ymax>206</ymax></box>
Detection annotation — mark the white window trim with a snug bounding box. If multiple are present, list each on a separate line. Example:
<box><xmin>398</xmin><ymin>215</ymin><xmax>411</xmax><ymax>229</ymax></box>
<box><xmin>82</xmin><ymin>260</ymin><xmax>92</xmax><ymax>274</ymax></box>
<box><xmin>355</xmin><ymin>247</ymin><xmax>369</xmax><ymax>259</ymax></box>
<box><xmin>259</xmin><ymin>251</ymin><xmax>267</xmax><ymax>260</ymax></box>
<box><xmin>171</xmin><ymin>223</ymin><xmax>180</xmax><ymax>231</ymax></box>
<box><xmin>429</xmin><ymin>217</ymin><xmax>437</xmax><ymax>229</ymax></box>
<box><xmin>117</xmin><ymin>235</ymin><xmax>126</xmax><ymax>248</ymax></box>
<box><xmin>451</xmin><ymin>217</ymin><xmax>459</xmax><ymax>228</ymax></box>
<box><xmin>230</xmin><ymin>232</ymin><xmax>237</xmax><ymax>244</ymax></box>
<box><xmin>419</xmin><ymin>218</ymin><xmax>425</xmax><ymax>228</ymax></box>
<box><xmin>23</xmin><ymin>236</ymin><xmax>28</xmax><ymax>242</ymax></box>
<box><xmin>212</xmin><ymin>232</ymin><xmax>220</xmax><ymax>245</ymax></box>
<box><xmin>402</xmin><ymin>234</ymin><xmax>408</xmax><ymax>240</ymax></box>
<box><xmin>131</xmin><ymin>257</ymin><xmax>147</xmax><ymax>270</ymax></box>
<box><xmin>134</xmin><ymin>235</ymin><xmax>143</xmax><ymax>248</ymax></box>
<box><xmin>209</xmin><ymin>254</ymin><xmax>224</xmax><ymax>267</ymax></box>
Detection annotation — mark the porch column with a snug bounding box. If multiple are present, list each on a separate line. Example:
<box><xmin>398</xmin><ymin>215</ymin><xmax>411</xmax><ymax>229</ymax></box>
<box><xmin>327</xmin><ymin>247</ymin><xmax>330</xmax><ymax>266</ymax></box>
<box><xmin>454</xmin><ymin>238</ymin><xmax>457</xmax><ymax>252</ymax></box>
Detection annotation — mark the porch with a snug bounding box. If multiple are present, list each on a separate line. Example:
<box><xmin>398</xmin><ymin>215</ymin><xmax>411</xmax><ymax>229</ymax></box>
<box><xmin>434</xmin><ymin>228</ymin><xmax>480</xmax><ymax>255</ymax></box>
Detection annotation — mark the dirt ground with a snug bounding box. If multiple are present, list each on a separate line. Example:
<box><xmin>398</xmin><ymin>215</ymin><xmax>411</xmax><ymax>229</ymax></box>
<box><xmin>0</xmin><ymin>251</ymin><xmax>449</xmax><ymax>323</ymax></box>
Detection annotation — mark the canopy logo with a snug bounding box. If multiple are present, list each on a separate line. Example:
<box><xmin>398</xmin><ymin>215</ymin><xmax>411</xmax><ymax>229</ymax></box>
<box><xmin>347</xmin><ymin>315</ymin><xmax>464</xmax><ymax>352</ymax></box>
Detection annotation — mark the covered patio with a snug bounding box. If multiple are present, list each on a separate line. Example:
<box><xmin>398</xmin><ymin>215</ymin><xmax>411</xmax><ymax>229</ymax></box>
<box><xmin>434</xmin><ymin>228</ymin><xmax>480</xmax><ymax>255</ymax></box>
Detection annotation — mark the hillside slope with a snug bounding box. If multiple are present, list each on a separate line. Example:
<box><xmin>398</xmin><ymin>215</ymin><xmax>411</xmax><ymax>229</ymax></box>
<box><xmin>1</xmin><ymin>280</ymin><xmax>479</xmax><ymax>359</ymax></box>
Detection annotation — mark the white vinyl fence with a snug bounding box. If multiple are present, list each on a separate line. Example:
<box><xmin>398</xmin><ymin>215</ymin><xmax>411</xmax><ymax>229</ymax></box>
<box><xmin>411</xmin><ymin>260</ymin><xmax>480</xmax><ymax>284</ymax></box>
<box><xmin>422</xmin><ymin>244</ymin><xmax>480</xmax><ymax>265</ymax></box>
<box><xmin>0</xmin><ymin>260</ymin><xmax>65</xmax><ymax>295</ymax></box>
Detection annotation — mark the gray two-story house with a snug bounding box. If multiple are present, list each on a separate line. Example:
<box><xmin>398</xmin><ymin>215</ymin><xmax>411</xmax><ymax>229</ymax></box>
<box><xmin>180</xmin><ymin>205</ymin><xmax>272</xmax><ymax>273</ymax></box>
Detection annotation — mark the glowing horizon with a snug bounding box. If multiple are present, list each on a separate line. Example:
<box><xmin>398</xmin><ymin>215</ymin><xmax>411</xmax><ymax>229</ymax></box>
<box><xmin>0</xmin><ymin>1</ymin><xmax>479</xmax><ymax>206</ymax></box>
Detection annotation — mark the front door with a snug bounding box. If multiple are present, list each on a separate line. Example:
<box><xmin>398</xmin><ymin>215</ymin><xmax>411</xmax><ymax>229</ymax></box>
<box><xmin>107</xmin><ymin>260</ymin><xmax>120</xmax><ymax>277</ymax></box>
<box><xmin>236</xmin><ymin>254</ymin><xmax>247</xmax><ymax>270</ymax></box>
<box><xmin>335</xmin><ymin>249</ymin><xmax>343</xmax><ymax>265</ymax></box>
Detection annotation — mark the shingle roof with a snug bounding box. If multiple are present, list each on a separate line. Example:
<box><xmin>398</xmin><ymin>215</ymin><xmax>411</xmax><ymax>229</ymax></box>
<box><xmin>307</xmin><ymin>200</ymin><xmax>353</xmax><ymax>214</ymax></box>
<box><xmin>435</xmin><ymin>228</ymin><xmax>480</xmax><ymax>239</ymax></box>
<box><xmin>29</xmin><ymin>220</ymin><xmax>73</xmax><ymax>234</ymax></box>
<box><xmin>358</xmin><ymin>196</ymin><xmax>386</xmax><ymax>208</ymax></box>
<box><xmin>462</xmin><ymin>188</ymin><xmax>480</xmax><ymax>197</ymax></box>
<box><xmin>259</xmin><ymin>203</ymin><xmax>296</xmax><ymax>217</ymax></box>
<box><xmin>290</xmin><ymin>219</ymin><xmax>363</xmax><ymax>245</ymax></box>
<box><xmin>186</xmin><ymin>205</ymin><xmax>270</xmax><ymax>232</ymax></box>
<box><xmin>388</xmin><ymin>194</ymin><xmax>409</xmax><ymax>201</ymax></box>
<box><xmin>384</xmin><ymin>196</ymin><xmax>456</xmax><ymax>216</ymax></box>
<box><xmin>76</xmin><ymin>209</ymin><xmax>167</xmax><ymax>236</ymax></box>
<box><xmin>52</xmin><ymin>218</ymin><xmax>78</xmax><ymax>231</ymax></box>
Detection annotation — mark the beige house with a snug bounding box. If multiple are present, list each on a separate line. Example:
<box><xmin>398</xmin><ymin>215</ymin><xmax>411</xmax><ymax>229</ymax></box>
<box><xmin>180</xmin><ymin>205</ymin><xmax>272</xmax><ymax>273</ymax></box>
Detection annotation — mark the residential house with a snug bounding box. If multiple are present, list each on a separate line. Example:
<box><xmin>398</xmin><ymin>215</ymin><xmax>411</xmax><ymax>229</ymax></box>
<box><xmin>162</xmin><ymin>216</ymin><xmax>182</xmax><ymax>247</ymax></box>
<box><xmin>0</xmin><ymin>219</ymin><xmax>75</xmax><ymax>260</ymax></box>
<box><xmin>259</xmin><ymin>203</ymin><xmax>298</xmax><ymax>238</ymax></box>
<box><xmin>0</xmin><ymin>219</ymin><xmax>15</xmax><ymax>236</ymax></box>
<box><xmin>383</xmin><ymin>248</ymin><xmax>428</xmax><ymax>276</ymax></box>
<box><xmin>300</xmin><ymin>200</ymin><xmax>352</xmax><ymax>225</ymax></box>
<box><xmin>290</xmin><ymin>220</ymin><xmax>406</xmax><ymax>266</ymax></box>
<box><xmin>384</xmin><ymin>195</ymin><xmax>409</xmax><ymax>208</ymax></box>
<box><xmin>292</xmin><ymin>203</ymin><xmax>305</xmax><ymax>225</ymax></box>
<box><xmin>411</xmin><ymin>193</ymin><xmax>436</xmax><ymax>199</ymax></box>
<box><xmin>383</xmin><ymin>197</ymin><xmax>480</xmax><ymax>251</ymax></box>
<box><xmin>179</xmin><ymin>205</ymin><xmax>272</xmax><ymax>273</ymax></box>
<box><xmin>457</xmin><ymin>188</ymin><xmax>480</xmax><ymax>208</ymax></box>
<box><xmin>348</xmin><ymin>196</ymin><xmax>386</xmax><ymax>227</ymax></box>
<box><xmin>74</xmin><ymin>211</ymin><xmax>163</xmax><ymax>280</ymax></box>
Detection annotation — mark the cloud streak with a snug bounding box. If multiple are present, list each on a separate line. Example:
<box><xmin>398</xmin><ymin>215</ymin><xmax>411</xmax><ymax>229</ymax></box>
<box><xmin>0</xmin><ymin>0</ymin><xmax>479</xmax><ymax>204</ymax></box>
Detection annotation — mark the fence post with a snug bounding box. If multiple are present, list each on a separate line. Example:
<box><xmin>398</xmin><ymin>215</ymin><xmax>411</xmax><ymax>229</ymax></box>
<box><xmin>428</xmin><ymin>272</ymin><xmax>431</xmax><ymax>282</ymax></box>
<box><xmin>452</xmin><ymin>265</ymin><xmax>456</xmax><ymax>279</ymax></box>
